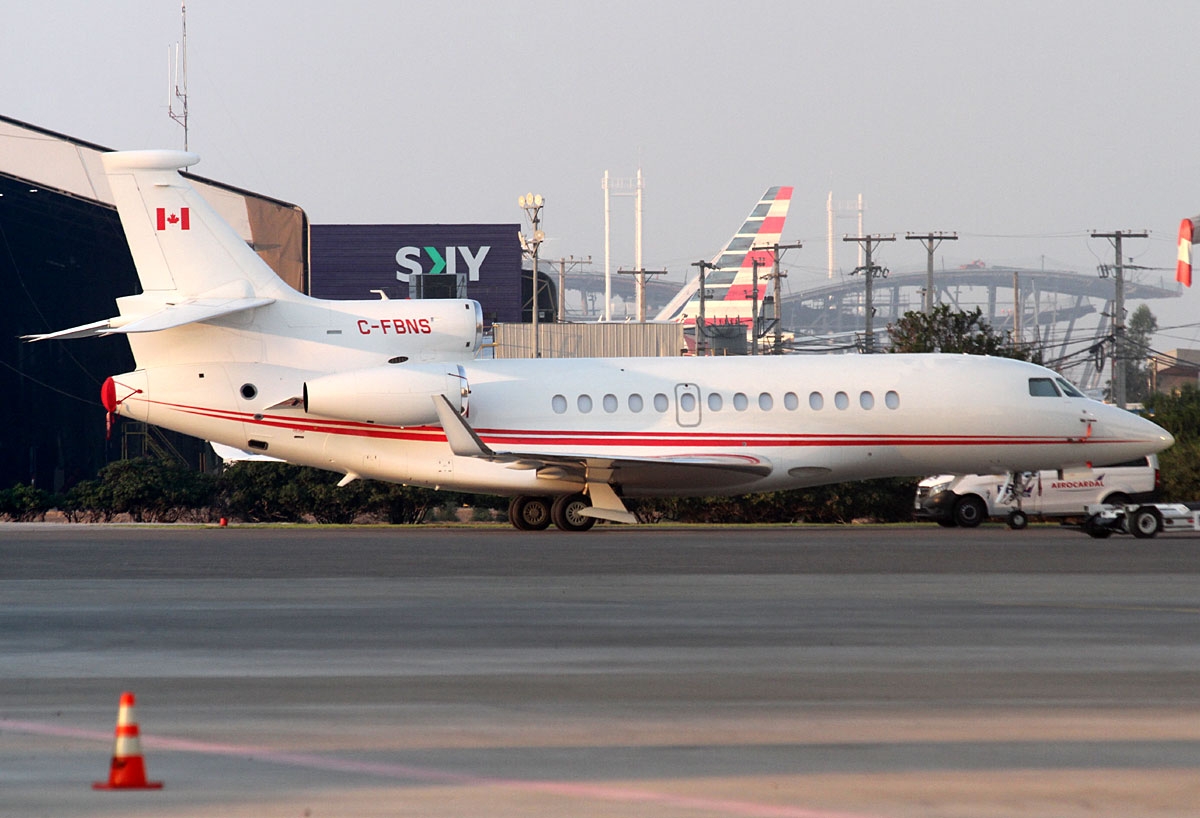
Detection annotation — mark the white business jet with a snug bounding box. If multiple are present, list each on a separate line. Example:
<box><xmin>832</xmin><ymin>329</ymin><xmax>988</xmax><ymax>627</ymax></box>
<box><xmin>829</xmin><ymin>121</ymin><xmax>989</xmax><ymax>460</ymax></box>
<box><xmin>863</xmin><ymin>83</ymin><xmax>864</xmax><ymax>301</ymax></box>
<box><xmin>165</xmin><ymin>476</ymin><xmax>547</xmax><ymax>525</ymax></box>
<box><xmin>26</xmin><ymin>151</ymin><xmax>1173</xmax><ymax>530</ymax></box>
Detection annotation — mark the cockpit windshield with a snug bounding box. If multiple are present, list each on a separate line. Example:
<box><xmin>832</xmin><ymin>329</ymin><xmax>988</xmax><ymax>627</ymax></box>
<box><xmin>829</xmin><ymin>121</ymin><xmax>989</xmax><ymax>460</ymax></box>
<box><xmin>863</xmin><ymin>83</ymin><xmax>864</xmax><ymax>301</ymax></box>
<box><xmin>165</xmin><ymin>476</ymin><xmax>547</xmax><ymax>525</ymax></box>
<box><xmin>1028</xmin><ymin>376</ymin><xmax>1087</xmax><ymax>398</ymax></box>
<box><xmin>1055</xmin><ymin>378</ymin><xmax>1085</xmax><ymax>398</ymax></box>
<box><xmin>1028</xmin><ymin>377</ymin><xmax>1061</xmax><ymax>397</ymax></box>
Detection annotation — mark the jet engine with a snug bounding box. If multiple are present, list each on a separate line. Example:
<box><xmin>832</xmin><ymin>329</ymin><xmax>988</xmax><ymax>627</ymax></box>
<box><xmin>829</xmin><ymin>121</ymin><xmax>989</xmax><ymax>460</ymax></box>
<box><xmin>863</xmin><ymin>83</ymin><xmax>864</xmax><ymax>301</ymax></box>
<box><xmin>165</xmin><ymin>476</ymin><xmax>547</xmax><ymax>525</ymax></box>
<box><xmin>303</xmin><ymin>363</ymin><xmax>467</xmax><ymax>426</ymax></box>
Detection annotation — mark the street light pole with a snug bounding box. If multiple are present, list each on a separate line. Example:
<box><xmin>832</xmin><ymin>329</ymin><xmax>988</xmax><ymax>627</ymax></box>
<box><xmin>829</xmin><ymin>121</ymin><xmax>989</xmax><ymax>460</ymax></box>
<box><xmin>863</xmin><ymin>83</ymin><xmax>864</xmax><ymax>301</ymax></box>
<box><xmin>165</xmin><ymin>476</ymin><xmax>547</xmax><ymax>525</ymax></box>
<box><xmin>518</xmin><ymin>193</ymin><xmax>544</xmax><ymax>358</ymax></box>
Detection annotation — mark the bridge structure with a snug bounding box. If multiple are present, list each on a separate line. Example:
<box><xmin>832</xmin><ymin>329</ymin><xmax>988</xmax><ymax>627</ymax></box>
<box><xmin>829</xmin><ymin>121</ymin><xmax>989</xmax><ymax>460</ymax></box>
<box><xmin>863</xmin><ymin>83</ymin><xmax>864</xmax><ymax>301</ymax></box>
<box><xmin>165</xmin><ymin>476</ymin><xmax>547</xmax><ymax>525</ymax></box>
<box><xmin>778</xmin><ymin>264</ymin><xmax>1181</xmax><ymax>393</ymax></box>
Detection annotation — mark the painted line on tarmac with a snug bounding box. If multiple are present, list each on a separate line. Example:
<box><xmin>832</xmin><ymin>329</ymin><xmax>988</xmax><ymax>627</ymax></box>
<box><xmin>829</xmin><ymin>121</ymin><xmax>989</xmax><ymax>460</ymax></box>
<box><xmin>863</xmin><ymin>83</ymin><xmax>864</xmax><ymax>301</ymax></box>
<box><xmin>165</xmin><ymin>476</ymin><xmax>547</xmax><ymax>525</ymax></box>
<box><xmin>0</xmin><ymin>718</ymin><xmax>883</xmax><ymax>818</ymax></box>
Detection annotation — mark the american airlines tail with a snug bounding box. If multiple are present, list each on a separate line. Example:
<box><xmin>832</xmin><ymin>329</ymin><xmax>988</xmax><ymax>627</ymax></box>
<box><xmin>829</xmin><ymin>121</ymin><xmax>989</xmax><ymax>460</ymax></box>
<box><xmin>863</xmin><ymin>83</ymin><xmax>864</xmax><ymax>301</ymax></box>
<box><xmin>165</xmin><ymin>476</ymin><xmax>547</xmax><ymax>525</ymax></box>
<box><xmin>654</xmin><ymin>186</ymin><xmax>793</xmax><ymax>325</ymax></box>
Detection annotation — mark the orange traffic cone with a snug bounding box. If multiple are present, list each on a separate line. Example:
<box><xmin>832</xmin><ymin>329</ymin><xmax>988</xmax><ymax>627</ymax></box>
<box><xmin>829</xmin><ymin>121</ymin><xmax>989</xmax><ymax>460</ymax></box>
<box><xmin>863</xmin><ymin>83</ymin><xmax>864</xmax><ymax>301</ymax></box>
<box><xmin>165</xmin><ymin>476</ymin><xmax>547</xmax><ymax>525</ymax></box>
<box><xmin>92</xmin><ymin>691</ymin><xmax>163</xmax><ymax>790</ymax></box>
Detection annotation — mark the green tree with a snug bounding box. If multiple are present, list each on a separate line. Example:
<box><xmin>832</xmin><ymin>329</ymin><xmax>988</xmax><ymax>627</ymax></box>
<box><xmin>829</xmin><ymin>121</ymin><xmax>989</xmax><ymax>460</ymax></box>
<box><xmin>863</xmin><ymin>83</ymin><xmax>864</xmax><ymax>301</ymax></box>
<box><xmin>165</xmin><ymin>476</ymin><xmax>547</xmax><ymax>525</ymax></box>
<box><xmin>96</xmin><ymin>458</ymin><xmax>215</xmax><ymax>522</ymax></box>
<box><xmin>1121</xmin><ymin>304</ymin><xmax>1158</xmax><ymax>404</ymax></box>
<box><xmin>1142</xmin><ymin>383</ymin><xmax>1200</xmax><ymax>500</ymax></box>
<box><xmin>887</xmin><ymin>304</ymin><xmax>1040</xmax><ymax>361</ymax></box>
<box><xmin>0</xmin><ymin>483</ymin><xmax>56</xmax><ymax>522</ymax></box>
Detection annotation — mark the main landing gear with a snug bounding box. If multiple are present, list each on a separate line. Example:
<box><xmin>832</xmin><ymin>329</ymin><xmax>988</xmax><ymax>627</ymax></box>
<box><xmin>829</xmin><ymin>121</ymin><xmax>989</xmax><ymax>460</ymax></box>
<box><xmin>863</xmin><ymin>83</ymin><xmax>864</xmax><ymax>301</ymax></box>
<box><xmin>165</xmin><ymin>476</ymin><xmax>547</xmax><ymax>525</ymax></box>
<box><xmin>507</xmin><ymin>493</ymin><xmax>597</xmax><ymax>532</ymax></box>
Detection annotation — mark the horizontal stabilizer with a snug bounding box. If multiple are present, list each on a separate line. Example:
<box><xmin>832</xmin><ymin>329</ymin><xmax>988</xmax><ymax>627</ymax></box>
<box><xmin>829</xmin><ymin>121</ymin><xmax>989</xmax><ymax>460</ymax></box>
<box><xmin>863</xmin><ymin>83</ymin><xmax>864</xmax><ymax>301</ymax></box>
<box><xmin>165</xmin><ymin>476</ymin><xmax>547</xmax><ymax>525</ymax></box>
<box><xmin>21</xmin><ymin>297</ymin><xmax>274</xmax><ymax>342</ymax></box>
<box><xmin>21</xmin><ymin>319</ymin><xmax>116</xmax><ymax>342</ymax></box>
<box><xmin>110</xmin><ymin>297</ymin><xmax>275</xmax><ymax>334</ymax></box>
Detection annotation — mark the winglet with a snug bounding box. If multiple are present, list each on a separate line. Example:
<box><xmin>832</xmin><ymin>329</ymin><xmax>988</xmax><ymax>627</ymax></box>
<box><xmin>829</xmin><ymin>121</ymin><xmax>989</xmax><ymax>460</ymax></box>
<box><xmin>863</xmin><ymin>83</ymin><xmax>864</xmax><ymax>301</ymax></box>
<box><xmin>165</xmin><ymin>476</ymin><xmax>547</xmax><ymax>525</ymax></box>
<box><xmin>432</xmin><ymin>395</ymin><xmax>494</xmax><ymax>458</ymax></box>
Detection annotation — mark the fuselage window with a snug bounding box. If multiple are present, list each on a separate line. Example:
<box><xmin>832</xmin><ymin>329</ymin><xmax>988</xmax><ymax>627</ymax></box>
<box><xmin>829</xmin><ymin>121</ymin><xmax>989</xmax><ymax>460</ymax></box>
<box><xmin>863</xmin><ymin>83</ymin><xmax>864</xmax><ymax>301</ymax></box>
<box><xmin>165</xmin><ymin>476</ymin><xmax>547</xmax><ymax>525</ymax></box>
<box><xmin>733</xmin><ymin>392</ymin><xmax>749</xmax><ymax>411</ymax></box>
<box><xmin>653</xmin><ymin>393</ymin><xmax>669</xmax><ymax>412</ymax></box>
<box><xmin>629</xmin><ymin>393</ymin><xmax>644</xmax><ymax>412</ymax></box>
<box><xmin>708</xmin><ymin>393</ymin><xmax>723</xmax><ymax>411</ymax></box>
<box><xmin>680</xmin><ymin>392</ymin><xmax>697</xmax><ymax>412</ymax></box>
<box><xmin>834</xmin><ymin>391</ymin><xmax>849</xmax><ymax>410</ymax></box>
<box><xmin>759</xmin><ymin>392</ymin><xmax>773</xmax><ymax>411</ymax></box>
<box><xmin>552</xmin><ymin>394</ymin><xmax>568</xmax><ymax>414</ymax></box>
<box><xmin>885</xmin><ymin>390</ymin><xmax>900</xmax><ymax>409</ymax></box>
<box><xmin>809</xmin><ymin>391</ymin><xmax>824</xmax><ymax>410</ymax></box>
<box><xmin>603</xmin><ymin>393</ymin><xmax>618</xmax><ymax>412</ymax></box>
<box><xmin>1028</xmin><ymin>378</ymin><xmax>1061</xmax><ymax>397</ymax></box>
<box><xmin>577</xmin><ymin>394</ymin><xmax>594</xmax><ymax>413</ymax></box>
<box><xmin>1055</xmin><ymin>378</ymin><xmax>1085</xmax><ymax>398</ymax></box>
<box><xmin>784</xmin><ymin>392</ymin><xmax>799</xmax><ymax>410</ymax></box>
<box><xmin>860</xmin><ymin>391</ymin><xmax>874</xmax><ymax>410</ymax></box>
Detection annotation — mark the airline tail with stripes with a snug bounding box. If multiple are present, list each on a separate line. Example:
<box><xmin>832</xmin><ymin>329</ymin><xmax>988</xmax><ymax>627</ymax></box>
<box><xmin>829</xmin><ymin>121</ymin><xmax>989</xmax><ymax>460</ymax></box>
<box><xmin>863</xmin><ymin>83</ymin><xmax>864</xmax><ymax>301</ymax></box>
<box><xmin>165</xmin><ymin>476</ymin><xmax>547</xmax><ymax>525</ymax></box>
<box><xmin>654</xmin><ymin>186</ymin><xmax>793</xmax><ymax>331</ymax></box>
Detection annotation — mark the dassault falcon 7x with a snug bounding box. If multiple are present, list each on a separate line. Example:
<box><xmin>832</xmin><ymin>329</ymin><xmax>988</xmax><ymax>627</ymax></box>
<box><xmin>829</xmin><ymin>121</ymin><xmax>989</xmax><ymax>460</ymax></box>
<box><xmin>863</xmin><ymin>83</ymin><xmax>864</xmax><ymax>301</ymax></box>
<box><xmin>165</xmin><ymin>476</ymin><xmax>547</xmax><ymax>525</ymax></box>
<box><xmin>27</xmin><ymin>151</ymin><xmax>1174</xmax><ymax>530</ymax></box>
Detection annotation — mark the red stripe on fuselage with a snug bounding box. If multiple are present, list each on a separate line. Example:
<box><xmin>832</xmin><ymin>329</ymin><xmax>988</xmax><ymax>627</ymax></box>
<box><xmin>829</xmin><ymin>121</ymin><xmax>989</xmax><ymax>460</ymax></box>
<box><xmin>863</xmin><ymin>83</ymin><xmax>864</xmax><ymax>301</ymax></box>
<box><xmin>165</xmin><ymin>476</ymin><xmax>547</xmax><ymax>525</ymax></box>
<box><xmin>133</xmin><ymin>397</ymin><xmax>1138</xmax><ymax>452</ymax></box>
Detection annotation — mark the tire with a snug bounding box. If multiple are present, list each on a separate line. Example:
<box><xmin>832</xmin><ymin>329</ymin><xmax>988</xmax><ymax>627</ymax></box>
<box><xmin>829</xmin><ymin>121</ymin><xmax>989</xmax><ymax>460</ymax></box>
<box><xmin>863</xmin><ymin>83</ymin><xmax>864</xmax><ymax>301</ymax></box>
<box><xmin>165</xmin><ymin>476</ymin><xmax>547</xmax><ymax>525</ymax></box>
<box><xmin>1103</xmin><ymin>492</ymin><xmax>1131</xmax><ymax>509</ymax></box>
<box><xmin>935</xmin><ymin>519</ymin><xmax>958</xmax><ymax>528</ymax></box>
<box><xmin>508</xmin><ymin>496</ymin><xmax>552</xmax><ymax>531</ymax></box>
<box><xmin>1129</xmin><ymin>506</ymin><xmax>1161</xmax><ymax>539</ymax></box>
<box><xmin>1007</xmin><ymin>509</ymin><xmax>1029</xmax><ymax>530</ymax></box>
<box><xmin>552</xmin><ymin>493</ymin><xmax>596</xmax><ymax>532</ymax></box>
<box><xmin>953</xmin><ymin>495</ymin><xmax>988</xmax><ymax>528</ymax></box>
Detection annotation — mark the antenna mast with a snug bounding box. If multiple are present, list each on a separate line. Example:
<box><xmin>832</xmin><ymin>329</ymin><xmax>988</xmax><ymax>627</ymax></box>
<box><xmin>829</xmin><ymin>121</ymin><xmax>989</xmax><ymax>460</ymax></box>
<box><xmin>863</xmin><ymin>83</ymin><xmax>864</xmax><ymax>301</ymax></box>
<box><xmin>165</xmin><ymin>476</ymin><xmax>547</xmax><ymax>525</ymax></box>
<box><xmin>168</xmin><ymin>1</ymin><xmax>189</xmax><ymax>150</ymax></box>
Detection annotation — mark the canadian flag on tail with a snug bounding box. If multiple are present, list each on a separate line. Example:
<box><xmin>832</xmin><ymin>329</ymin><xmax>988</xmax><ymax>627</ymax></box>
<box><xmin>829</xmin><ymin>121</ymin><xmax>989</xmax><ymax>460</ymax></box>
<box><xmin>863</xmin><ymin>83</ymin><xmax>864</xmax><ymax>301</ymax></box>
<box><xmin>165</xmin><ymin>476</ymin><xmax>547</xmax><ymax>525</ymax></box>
<box><xmin>156</xmin><ymin>207</ymin><xmax>190</xmax><ymax>231</ymax></box>
<box><xmin>1177</xmin><ymin>215</ymin><xmax>1199</xmax><ymax>287</ymax></box>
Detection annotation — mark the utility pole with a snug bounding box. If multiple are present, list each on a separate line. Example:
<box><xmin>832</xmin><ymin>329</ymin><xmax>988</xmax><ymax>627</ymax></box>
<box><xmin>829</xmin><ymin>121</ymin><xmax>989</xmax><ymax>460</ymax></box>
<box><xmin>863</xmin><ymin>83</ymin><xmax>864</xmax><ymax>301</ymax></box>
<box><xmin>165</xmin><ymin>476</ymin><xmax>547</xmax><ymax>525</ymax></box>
<box><xmin>553</xmin><ymin>256</ymin><xmax>591</xmax><ymax>322</ymax></box>
<box><xmin>843</xmin><ymin>234</ymin><xmax>895</xmax><ymax>353</ymax></box>
<box><xmin>691</xmin><ymin>259</ymin><xmax>717</xmax><ymax>356</ymax></box>
<box><xmin>617</xmin><ymin>266</ymin><xmax>667</xmax><ymax>322</ymax></box>
<box><xmin>905</xmin><ymin>231</ymin><xmax>957</xmax><ymax>314</ymax></box>
<box><xmin>752</xmin><ymin>241</ymin><xmax>803</xmax><ymax>354</ymax></box>
<box><xmin>1091</xmin><ymin>229</ymin><xmax>1149</xmax><ymax>408</ymax></box>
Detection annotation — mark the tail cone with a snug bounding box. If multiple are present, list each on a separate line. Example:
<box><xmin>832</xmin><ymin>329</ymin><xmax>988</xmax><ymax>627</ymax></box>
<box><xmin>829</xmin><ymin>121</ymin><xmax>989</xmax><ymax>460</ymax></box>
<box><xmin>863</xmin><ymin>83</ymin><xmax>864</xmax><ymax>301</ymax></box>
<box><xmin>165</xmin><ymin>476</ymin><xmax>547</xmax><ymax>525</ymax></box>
<box><xmin>92</xmin><ymin>692</ymin><xmax>163</xmax><ymax>790</ymax></box>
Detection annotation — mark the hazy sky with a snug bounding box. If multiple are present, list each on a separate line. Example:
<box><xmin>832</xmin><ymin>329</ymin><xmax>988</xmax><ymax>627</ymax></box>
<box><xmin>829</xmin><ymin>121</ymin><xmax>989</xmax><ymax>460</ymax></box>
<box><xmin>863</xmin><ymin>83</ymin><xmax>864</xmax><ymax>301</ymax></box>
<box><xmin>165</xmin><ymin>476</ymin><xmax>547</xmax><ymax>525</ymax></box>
<box><xmin>3</xmin><ymin>1</ymin><xmax>1197</xmax><ymax>345</ymax></box>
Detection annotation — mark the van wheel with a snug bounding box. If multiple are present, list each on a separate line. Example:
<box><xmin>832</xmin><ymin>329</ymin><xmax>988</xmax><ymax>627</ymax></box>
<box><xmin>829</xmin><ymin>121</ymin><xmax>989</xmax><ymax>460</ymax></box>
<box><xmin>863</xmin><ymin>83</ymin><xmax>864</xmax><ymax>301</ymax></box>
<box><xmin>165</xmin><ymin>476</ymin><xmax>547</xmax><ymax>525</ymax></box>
<box><xmin>1007</xmin><ymin>509</ymin><xmax>1029</xmax><ymax>530</ymax></box>
<box><xmin>1129</xmin><ymin>506</ymin><xmax>1161</xmax><ymax>539</ymax></box>
<box><xmin>953</xmin><ymin>495</ymin><xmax>988</xmax><ymax>528</ymax></box>
<box><xmin>1104</xmin><ymin>492</ymin><xmax>1131</xmax><ymax>509</ymax></box>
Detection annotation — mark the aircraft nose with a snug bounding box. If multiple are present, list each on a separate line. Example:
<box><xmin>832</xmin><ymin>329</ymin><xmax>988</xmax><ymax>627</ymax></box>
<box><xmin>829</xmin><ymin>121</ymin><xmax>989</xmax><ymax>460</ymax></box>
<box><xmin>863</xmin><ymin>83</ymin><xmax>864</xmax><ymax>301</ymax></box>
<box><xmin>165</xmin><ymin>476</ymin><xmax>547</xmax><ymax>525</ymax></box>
<box><xmin>1134</xmin><ymin>413</ymin><xmax>1174</xmax><ymax>453</ymax></box>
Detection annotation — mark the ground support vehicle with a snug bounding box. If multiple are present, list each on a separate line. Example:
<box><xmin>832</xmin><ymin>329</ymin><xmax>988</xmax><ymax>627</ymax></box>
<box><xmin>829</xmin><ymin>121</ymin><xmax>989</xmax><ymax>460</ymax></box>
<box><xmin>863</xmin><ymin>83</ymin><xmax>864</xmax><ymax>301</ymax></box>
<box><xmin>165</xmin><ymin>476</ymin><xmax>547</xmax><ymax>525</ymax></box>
<box><xmin>1075</xmin><ymin>502</ymin><xmax>1200</xmax><ymax>539</ymax></box>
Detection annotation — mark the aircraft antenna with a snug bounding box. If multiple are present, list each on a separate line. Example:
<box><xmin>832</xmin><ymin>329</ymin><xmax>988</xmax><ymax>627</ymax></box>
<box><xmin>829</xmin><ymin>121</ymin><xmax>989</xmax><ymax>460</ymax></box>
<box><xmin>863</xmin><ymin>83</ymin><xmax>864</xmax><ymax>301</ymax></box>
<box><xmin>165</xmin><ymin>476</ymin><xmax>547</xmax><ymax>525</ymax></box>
<box><xmin>168</xmin><ymin>1</ymin><xmax>189</xmax><ymax>151</ymax></box>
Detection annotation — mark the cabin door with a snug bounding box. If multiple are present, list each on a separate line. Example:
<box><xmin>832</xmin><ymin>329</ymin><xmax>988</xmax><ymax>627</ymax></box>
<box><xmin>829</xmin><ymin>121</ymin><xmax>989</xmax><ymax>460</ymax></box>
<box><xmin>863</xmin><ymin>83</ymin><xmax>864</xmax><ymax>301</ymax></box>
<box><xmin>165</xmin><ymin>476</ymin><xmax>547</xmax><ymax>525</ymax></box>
<box><xmin>674</xmin><ymin>382</ymin><xmax>701</xmax><ymax>427</ymax></box>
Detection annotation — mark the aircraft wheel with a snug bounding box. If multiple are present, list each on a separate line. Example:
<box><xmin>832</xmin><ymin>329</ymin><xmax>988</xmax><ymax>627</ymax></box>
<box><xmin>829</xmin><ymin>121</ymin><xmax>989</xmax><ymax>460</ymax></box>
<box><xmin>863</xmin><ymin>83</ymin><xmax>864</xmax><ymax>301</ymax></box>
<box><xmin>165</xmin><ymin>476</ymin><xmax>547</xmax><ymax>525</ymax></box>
<box><xmin>935</xmin><ymin>519</ymin><xmax>958</xmax><ymax>528</ymax></box>
<box><xmin>1129</xmin><ymin>506</ymin><xmax>1161</xmax><ymax>539</ymax></box>
<box><xmin>552</xmin><ymin>493</ymin><xmax>596</xmax><ymax>532</ymax></box>
<box><xmin>953</xmin><ymin>495</ymin><xmax>987</xmax><ymax>528</ymax></box>
<box><xmin>1083</xmin><ymin>514</ymin><xmax>1113</xmax><ymax>539</ymax></box>
<box><xmin>1007</xmin><ymin>509</ymin><xmax>1029</xmax><ymax>530</ymax></box>
<box><xmin>508</xmin><ymin>496</ymin><xmax>552</xmax><ymax>531</ymax></box>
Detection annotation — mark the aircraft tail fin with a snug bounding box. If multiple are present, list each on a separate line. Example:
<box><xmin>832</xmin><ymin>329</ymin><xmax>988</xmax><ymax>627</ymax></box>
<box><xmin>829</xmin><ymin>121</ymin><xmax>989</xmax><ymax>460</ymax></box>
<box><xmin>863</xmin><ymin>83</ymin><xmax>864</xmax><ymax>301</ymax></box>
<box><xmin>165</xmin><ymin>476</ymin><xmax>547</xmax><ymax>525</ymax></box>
<box><xmin>101</xmin><ymin>151</ymin><xmax>293</xmax><ymax>301</ymax></box>
<box><xmin>654</xmin><ymin>186</ymin><xmax>793</xmax><ymax>323</ymax></box>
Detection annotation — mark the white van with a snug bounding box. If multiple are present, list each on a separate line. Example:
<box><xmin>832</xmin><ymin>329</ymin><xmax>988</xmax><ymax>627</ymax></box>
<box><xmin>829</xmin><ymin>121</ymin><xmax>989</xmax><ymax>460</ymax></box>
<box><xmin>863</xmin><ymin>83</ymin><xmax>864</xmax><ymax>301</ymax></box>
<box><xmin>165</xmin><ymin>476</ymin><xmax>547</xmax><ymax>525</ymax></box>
<box><xmin>914</xmin><ymin>455</ymin><xmax>1160</xmax><ymax>529</ymax></box>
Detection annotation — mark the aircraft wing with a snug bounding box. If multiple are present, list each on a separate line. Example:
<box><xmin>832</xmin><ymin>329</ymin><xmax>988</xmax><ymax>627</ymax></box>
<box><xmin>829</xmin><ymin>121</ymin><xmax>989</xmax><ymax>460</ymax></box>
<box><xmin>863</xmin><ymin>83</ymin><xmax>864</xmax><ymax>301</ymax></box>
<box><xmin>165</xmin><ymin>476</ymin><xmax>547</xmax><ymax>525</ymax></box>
<box><xmin>22</xmin><ymin>297</ymin><xmax>274</xmax><ymax>341</ymax></box>
<box><xmin>433</xmin><ymin>395</ymin><xmax>771</xmax><ymax>500</ymax></box>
